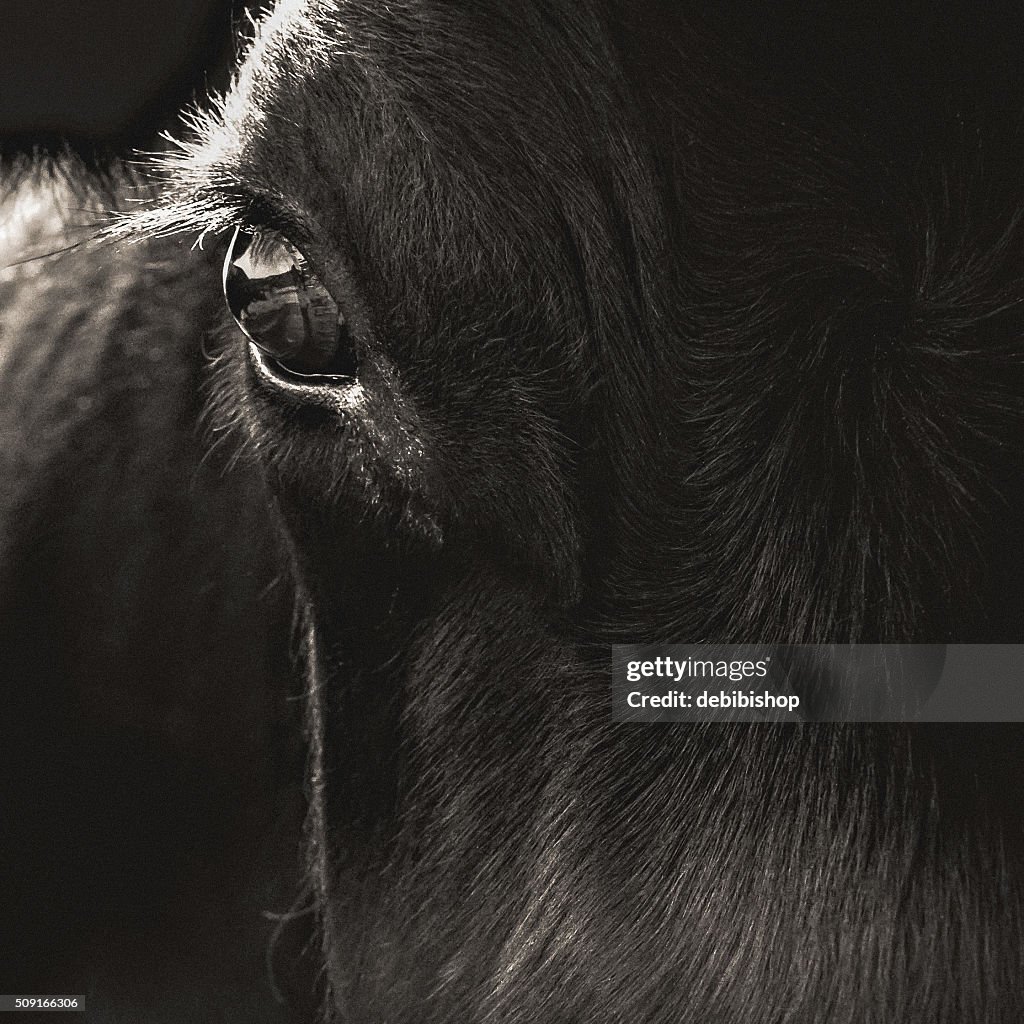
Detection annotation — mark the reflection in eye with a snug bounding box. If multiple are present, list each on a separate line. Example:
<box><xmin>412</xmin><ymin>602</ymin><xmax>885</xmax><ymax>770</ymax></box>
<box><xmin>222</xmin><ymin>226</ymin><xmax>359</xmax><ymax>378</ymax></box>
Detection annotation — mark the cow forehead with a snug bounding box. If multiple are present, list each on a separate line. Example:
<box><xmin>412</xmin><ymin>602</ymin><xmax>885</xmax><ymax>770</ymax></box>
<box><xmin>194</xmin><ymin>0</ymin><xmax>342</xmax><ymax>175</ymax></box>
<box><xmin>186</xmin><ymin>0</ymin><xmax>655</xmax><ymax>335</ymax></box>
<box><xmin>221</xmin><ymin>0</ymin><xmax>639</xmax><ymax>180</ymax></box>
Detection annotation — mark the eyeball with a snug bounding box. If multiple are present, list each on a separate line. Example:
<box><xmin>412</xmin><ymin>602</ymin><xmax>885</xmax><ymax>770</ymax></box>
<box><xmin>222</xmin><ymin>226</ymin><xmax>358</xmax><ymax>378</ymax></box>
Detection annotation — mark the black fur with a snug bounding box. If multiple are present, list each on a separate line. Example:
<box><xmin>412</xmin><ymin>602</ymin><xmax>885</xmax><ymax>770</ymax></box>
<box><xmin>3</xmin><ymin>2</ymin><xmax>1024</xmax><ymax>1020</ymax></box>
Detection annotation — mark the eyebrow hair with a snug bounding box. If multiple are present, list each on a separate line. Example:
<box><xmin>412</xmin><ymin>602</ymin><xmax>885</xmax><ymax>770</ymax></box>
<box><xmin>101</xmin><ymin>129</ymin><xmax>249</xmax><ymax>246</ymax></box>
<box><xmin>104</xmin><ymin>152</ymin><xmax>315</xmax><ymax>253</ymax></box>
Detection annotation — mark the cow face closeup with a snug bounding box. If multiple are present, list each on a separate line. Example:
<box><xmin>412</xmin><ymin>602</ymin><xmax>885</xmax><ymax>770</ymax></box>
<box><xmin>4</xmin><ymin>0</ymin><xmax>1024</xmax><ymax>1021</ymax></box>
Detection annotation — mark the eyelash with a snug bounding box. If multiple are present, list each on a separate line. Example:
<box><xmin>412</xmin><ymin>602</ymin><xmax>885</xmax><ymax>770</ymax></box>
<box><xmin>237</xmin><ymin>195</ymin><xmax>312</xmax><ymax>246</ymax></box>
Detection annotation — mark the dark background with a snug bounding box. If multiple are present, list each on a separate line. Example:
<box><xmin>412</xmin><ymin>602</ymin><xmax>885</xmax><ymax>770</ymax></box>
<box><xmin>0</xmin><ymin>0</ymin><xmax>244</xmax><ymax>157</ymax></box>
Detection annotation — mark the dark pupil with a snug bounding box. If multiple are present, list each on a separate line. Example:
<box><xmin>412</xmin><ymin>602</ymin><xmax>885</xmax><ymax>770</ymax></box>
<box><xmin>222</xmin><ymin>226</ymin><xmax>358</xmax><ymax>378</ymax></box>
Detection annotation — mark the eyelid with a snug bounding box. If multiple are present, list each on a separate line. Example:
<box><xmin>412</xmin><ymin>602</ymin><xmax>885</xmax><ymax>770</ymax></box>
<box><xmin>221</xmin><ymin>189</ymin><xmax>319</xmax><ymax>254</ymax></box>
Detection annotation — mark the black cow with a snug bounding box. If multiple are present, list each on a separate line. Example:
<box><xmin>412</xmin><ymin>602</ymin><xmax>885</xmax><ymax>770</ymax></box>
<box><xmin>3</xmin><ymin>1</ymin><xmax>1024</xmax><ymax>1020</ymax></box>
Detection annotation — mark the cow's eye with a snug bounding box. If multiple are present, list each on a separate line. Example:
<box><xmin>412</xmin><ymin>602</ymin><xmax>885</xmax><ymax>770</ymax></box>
<box><xmin>222</xmin><ymin>226</ymin><xmax>358</xmax><ymax>378</ymax></box>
